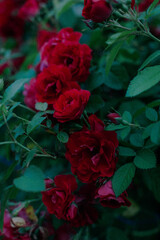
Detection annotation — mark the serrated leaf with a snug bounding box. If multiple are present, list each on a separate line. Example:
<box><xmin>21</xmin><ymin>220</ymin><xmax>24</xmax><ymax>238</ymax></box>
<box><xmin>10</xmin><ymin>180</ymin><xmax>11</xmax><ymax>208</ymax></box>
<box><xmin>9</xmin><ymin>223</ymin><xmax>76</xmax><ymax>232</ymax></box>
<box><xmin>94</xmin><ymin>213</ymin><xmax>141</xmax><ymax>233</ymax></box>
<box><xmin>139</xmin><ymin>50</ymin><xmax>160</xmax><ymax>71</ymax></box>
<box><xmin>150</xmin><ymin>121</ymin><xmax>160</xmax><ymax>144</ymax></box>
<box><xmin>122</xmin><ymin>111</ymin><xmax>132</xmax><ymax>123</ymax></box>
<box><xmin>130</xmin><ymin>133</ymin><xmax>144</xmax><ymax>147</ymax></box>
<box><xmin>2</xmin><ymin>78</ymin><xmax>29</xmax><ymax>104</ymax></box>
<box><xmin>14</xmin><ymin>165</ymin><xmax>45</xmax><ymax>192</ymax></box>
<box><xmin>112</xmin><ymin>163</ymin><xmax>136</xmax><ymax>197</ymax></box>
<box><xmin>35</xmin><ymin>102</ymin><xmax>48</xmax><ymax>111</ymax></box>
<box><xmin>22</xmin><ymin>148</ymin><xmax>37</xmax><ymax>167</ymax></box>
<box><xmin>134</xmin><ymin>149</ymin><xmax>156</xmax><ymax>169</ymax></box>
<box><xmin>27</xmin><ymin>112</ymin><xmax>46</xmax><ymax>134</ymax></box>
<box><xmin>126</xmin><ymin>66</ymin><xmax>160</xmax><ymax>97</ymax></box>
<box><xmin>120</xmin><ymin>126</ymin><xmax>131</xmax><ymax>140</ymax></box>
<box><xmin>57</xmin><ymin>131</ymin><xmax>69</xmax><ymax>143</ymax></box>
<box><xmin>145</xmin><ymin>108</ymin><xmax>158</xmax><ymax>122</ymax></box>
<box><xmin>106</xmin><ymin>41</ymin><xmax>123</xmax><ymax>75</ymax></box>
<box><xmin>14</xmin><ymin>124</ymin><xmax>25</xmax><ymax>139</ymax></box>
<box><xmin>119</xmin><ymin>146</ymin><xmax>136</xmax><ymax>156</ymax></box>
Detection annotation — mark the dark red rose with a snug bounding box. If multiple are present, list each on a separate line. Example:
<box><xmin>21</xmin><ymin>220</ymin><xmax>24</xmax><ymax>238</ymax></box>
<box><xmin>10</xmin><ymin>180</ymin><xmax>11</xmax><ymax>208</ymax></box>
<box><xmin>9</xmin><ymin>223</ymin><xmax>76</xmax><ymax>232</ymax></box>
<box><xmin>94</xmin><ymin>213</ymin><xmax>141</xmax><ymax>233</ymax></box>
<box><xmin>47</xmin><ymin>42</ymin><xmax>92</xmax><ymax>82</ymax></box>
<box><xmin>67</xmin><ymin>184</ymin><xmax>98</xmax><ymax>227</ymax></box>
<box><xmin>54</xmin><ymin>224</ymin><xmax>76</xmax><ymax>240</ymax></box>
<box><xmin>23</xmin><ymin>78</ymin><xmax>37</xmax><ymax>110</ymax></box>
<box><xmin>37</xmin><ymin>29</ymin><xmax>57</xmax><ymax>50</ymax></box>
<box><xmin>95</xmin><ymin>180</ymin><xmax>131</xmax><ymax>208</ymax></box>
<box><xmin>19</xmin><ymin>0</ymin><xmax>39</xmax><ymax>20</ymax></box>
<box><xmin>65</xmin><ymin>115</ymin><xmax>119</xmax><ymax>183</ymax></box>
<box><xmin>36</xmin><ymin>64</ymin><xmax>80</xmax><ymax>105</ymax></box>
<box><xmin>107</xmin><ymin>113</ymin><xmax>121</xmax><ymax>124</ymax></box>
<box><xmin>53</xmin><ymin>89</ymin><xmax>90</xmax><ymax>123</ymax></box>
<box><xmin>82</xmin><ymin>0</ymin><xmax>112</xmax><ymax>23</ymax></box>
<box><xmin>41</xmin><ymin>175</ymin><xmax>78</xmax><ymax>220</ymax></box>
<box><xmin>39</xmin><ymin>28</ymin><xmax>82</xmax><ymax>70</ymax></box>
<box><xmin>131</xmin><ymin>0</ymin><xmax>160</xmax><ymax>12</ymax></box>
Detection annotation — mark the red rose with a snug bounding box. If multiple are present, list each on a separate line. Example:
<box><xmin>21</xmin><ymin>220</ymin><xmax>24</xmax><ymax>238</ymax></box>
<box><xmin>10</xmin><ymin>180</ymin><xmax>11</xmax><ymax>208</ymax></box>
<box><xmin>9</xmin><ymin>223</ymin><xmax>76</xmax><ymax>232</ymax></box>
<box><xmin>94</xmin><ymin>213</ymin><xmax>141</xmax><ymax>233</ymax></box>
<box><xmin>53</xmin><ymin>89</ymin><xmax>90</xmax><ymax>123</ymax></box>
<box><xmin>65</xmin><ymin>115</ymin><xmax>119</xmax><ymax>183</ymax></box>
<box><xmin>19</xmin><ymin>0</ymin><xmax>39</xmax><ymax>20</ymax></box>
<box><xmin>47</xmin><ymin>42</ymin><xmax>92</xmax><ymax>82</ymax></box>
<box><xmin>67</xmin><ymin>184</ymin><xmax>98</xmax><ymax>227</ymax></box>
<box><xmin>37</xmin><ymin>29</ymin><xmax>57</xmax><ymax>50</ymax></box>
<box><xmin>82</xmin><ymin>0</ymin><xmax>112</xmax><ymax>23</ymax></box>
<box><xmin>41</xmin><ymin>175</ymin><xmax>78</xmax><ymax>220</ymax></box>
<box><xmin>95</xmin><ymin>180</ymin><xmax>131</xmax><ymax>208</ymax></box>
<box><xmin>54</xmin><ymin>224</ymin><xmax>76</xmax><ymax>240</ymax></box>
<box><xmin>131</xmin><ymin>0</ymin><xmax>160</xmax><ymax>12</ymax></box>
<box><xmin>107</xmin><ymin>113</ymin><xmax>121</xmax><ymax>124</ymax></box>
<box><xmin>23</xmin><ymin>78</ymin><xmax>37</xmax><ymax>110</ymax></box>
<box><xmin>36</xmin><ymin>64</ymin><xmax>80</xmax><ymax>105</ymax></box>
<box><xmin>39</xmin><ymin>28</ymin><xmax>82</xmax><ymax>70</ymax></box>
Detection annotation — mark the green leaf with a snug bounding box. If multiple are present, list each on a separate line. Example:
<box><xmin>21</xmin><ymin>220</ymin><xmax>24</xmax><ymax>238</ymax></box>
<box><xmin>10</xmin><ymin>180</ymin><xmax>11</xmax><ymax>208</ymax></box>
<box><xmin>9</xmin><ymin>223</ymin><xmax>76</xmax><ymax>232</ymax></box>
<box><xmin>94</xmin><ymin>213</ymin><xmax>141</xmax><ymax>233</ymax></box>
<box><xmin>57</xmin><ymin>131</ymin><xmax>69</xmax><ymax>143</ymax></box>
<box><xmin>145</xmin><ymin>108</ymin><xmax>158</xmax><ymax>122</ymax></box>
<box><xmin>120</xmin><ymin>126</ymin><xmax>131</xmax><ymax>140</ymax></box>
<box><xmin>134</xmin><ymin>149</ymin><xmax>156</xmax><ymax>169</ymax></box>
<box><xmin>122</xmin><ymin>111</ymin><xmax>132</xmax><ymax>123</ymax></box>
<box><xmin>130</xmin><ymin>133</ymin><xmax>144</xmax><ymax>147</ymax></box>
<box><xmin>14</xmin><ymin>165</ymin><xmax>45</xmax><ymax>192</ymax></box>
<box><xmin>22</xmin><ymin>148</ymin><xmax>37</xmax><ymax>168</ymax></box>
<box><xmin>27</xmin><ymin>112</ymin><xmax>46</xmax><ymax>134</ymax></box>
<box><xmin>150</xmin><ymin>121</ymin><xmax>160</xmax><ymax>144</ymax></box>
<box><xmin>139</xmin><ymin>50</ymin><xmax>160</xmax><ymax>71</ymax></box>
<box><xmin>126</xmin><ymin>65</ymin><xmax>160</xmax><ymax>97</ymax></box>
<box><xmin>106</xmin><ymin>41</ymin><xmax>123</xmax><ymax>75</ymax></box>
<box><xmin>2</xmin><ymin>78</ymin><xmax>29</xmax><ymax>104</ymax></box>
<box><xmin>86</xmin><ymin>95</ymin><xmax>104</xmax><ymax>114</ymax></box>
<box><xmin>0</xmin><ymin>186</ymin><xmax>15</xmax><ymax>230</ymax></box>
<box><xmin>35</xmin><ymin>102</ymin><xmax>48</xmax><ymax>111</ymax></box>
<box><xmin>112</xmin><ymin>163</ymin><xmax>136</xmax><ymax>197</ymax></box>
<box><xmin>107</xmin><ymin>227</ymin><xmax>129</xmax><ymax>240</ymax></box>
<box><xmin>119</xmin><ymin>146</ymin><xmax>136</xmax><ymax>157</ymax></box>
<box><xmin>14</xmin><ymin>124</ymin><xmax>25</xmax><ymax>139</ymax></box>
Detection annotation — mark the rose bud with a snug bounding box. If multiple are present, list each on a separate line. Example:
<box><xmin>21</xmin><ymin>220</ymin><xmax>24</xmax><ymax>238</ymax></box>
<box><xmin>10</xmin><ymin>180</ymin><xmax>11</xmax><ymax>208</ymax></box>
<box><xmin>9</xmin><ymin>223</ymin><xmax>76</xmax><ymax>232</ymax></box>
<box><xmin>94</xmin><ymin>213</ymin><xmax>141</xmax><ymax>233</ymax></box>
<box><xmin>95</xmin><ymin>180</ymin><xmax>131</xmax><ymax>208</ymax></box>
<box><xmin>82</xmin><ymin>0</ymin><xmax>112</xmax><ymax>23</ymax></box>
<box><xmin>107</xmin><ymin>113</ymin><xmax>121</xmax><ymax>124</ymax></box>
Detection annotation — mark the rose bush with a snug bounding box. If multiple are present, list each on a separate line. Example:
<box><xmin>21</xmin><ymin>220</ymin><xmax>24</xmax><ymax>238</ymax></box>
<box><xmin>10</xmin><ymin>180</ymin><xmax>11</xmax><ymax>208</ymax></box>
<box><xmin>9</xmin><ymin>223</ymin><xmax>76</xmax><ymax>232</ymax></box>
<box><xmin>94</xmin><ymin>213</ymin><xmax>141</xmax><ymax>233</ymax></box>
<box><xmin>1</xmin><ymin>0</ymin><xmax>160</xmax><ymax>239</ymax></box>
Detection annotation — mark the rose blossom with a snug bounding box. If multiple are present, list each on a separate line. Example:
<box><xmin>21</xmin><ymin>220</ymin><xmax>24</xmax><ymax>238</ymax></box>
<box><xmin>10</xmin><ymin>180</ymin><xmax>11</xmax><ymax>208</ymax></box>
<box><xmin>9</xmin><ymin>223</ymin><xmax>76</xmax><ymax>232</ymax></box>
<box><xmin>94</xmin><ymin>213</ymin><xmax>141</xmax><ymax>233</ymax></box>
<box><xmin>65</xmin><ymin>114</ymin><xmax>119</xmax><ymax>183</ymax></box>
<box><xmin>67</xmin><ymin>184</ymin><xmax>98</xmax><ymax>227</ymax></box>
<box><xmin>107</xmin><ymin>113</ymin><xmax>121</xmax><ymax>124</ymax></box>
<box><xmin>23</xmin><ymin>78</ymin><xmax>37</xmax><ymax>110</ymax></box>
<box><xmin>47</xmin><ymin>42</ymin><xmax>92</xmax><ymax>82</ymax></box>
<box><xmin>35</xmin><ymin>64</ymin><xmax>80</xmax><ymax>105</ymax></box>
<box><xmin>53</xmin><ymin>89</ymin><xmax>90</xmax><ymax>123</ymax></box>
<box><xmin>39</xmin><ymin>28</ymin><xmax>82</xmax><ymax>70</ymax></box>
<box><xmin>41</xmin><ymin>175</ymin><xmax>77</xmax><ymax>220</ymax></box>
<box><xmin>82</xmin><ymin>0</ymin><xmax>112</xmax><ymax>23</ymax></box>
<box><xmin>19</xmin><ymin>0</ymin><xmax>39</xmax><ymax>20</ymax></box>
<box><xmin>95</xmin><ymin>180</ymin><xmax>131</xmax><ymax>208</ymax></box>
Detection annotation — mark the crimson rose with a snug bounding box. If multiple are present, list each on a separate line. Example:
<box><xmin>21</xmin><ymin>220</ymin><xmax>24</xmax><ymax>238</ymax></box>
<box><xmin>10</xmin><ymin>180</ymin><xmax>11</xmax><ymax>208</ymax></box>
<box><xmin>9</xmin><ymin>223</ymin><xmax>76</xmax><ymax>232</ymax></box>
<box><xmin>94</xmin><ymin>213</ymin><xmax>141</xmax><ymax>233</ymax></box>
<box><xmin>23</xmin><ymin>78</ymin><xmax>37</xmax><ymax>110</ymax></box>
<box><xmin>41</xmin><ymin>175</ymin><xmax>77</xmax><ymax>220</ymax></box>
<box><xmin>65</xmin><ymin>115</ymin><xmax>119</xmax><ymax>183</ymax></box>
<box><xmin>35</xmin><ymin>64</ymin><xmax>80</xmax><ymax>105</ymax></box>
<box><xmin>40</xmin><ymin>42</ymin><xmax>92</xmax><ymax>82</ymax></box>
<box><xmin>53</xmin><ymin>89</ymin><xmax>90</xmax><ymax>123</ymax></box>
<box><xmin>82</xmin><ymin>0</ymin><xmax>112</xmax><ymax>23</ymax></box>
<box><xmin>95</xmin><ymin>180</ymin><xmax>131</xmax><ymax>208</ymax></box>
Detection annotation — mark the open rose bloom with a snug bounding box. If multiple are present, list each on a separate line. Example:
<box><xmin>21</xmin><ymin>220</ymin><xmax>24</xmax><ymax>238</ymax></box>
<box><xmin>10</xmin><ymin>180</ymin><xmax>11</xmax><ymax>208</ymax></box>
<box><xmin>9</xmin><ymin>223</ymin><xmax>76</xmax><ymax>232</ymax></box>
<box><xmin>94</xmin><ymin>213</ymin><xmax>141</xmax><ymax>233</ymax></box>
<box><xmin>1</xmin><ymin>0</ymin><xmax>160</xmax><ymax>239</ymax></box>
